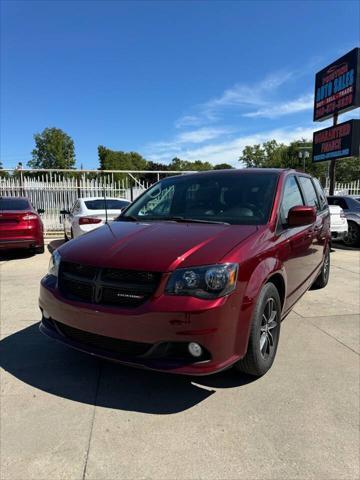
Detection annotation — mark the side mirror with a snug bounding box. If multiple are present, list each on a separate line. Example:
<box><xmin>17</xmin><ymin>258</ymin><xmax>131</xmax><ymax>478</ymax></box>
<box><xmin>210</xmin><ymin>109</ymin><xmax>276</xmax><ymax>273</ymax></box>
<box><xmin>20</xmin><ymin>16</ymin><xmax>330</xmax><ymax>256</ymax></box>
<box><xmin>288</xmin><ymin>206</ymin><xmax>316</xmax><ymax>227</ymax></box>
<box><xmin>37</xmin><ymin>208</ymin><xmax>45</xmax><ymax>214</ymax></box>
<box><xmin>60</xmin><ymin>209</ymin><xmax>70</xmax><ymax>215</ymax></box>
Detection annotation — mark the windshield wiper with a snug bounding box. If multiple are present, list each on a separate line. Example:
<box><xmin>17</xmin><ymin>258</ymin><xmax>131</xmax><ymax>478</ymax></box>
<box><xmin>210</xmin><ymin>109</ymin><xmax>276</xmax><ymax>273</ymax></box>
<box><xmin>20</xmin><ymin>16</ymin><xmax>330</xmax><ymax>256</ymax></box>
<box><xmin>162</xmin><ymin>216</ymin><xmax>230</xmax><ymax>225</ymax></box>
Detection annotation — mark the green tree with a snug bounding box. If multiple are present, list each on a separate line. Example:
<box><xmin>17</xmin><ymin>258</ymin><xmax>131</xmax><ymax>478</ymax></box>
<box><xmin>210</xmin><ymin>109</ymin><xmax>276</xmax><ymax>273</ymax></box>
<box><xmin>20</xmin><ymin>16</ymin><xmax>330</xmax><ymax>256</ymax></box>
<box><xmin>169</xmin><ymin>157</ymin><xmax>213</xmax><ymax>171</ymax></box>
<box><xmin>28</xmin><ymin>127</ymin><xmax>76</xmax><ymax>169</ymax></box>
<box><xmin>334</xmin><ymin>157</ymin><xmax>360</xmax><ymax>183</ymax></box>
<box><xmin>213</xmin><ymin>163</ymin><xmax>234</xmax><ymax>170</ymax></box>
<box><xmin>240</xmin><ymin>140</ymin><xmax>288</xmax><ymax>168</ymax></box>
<box><xmin>0</xmin><ymin>160</ymin><xmax>9</xmax><ymax>178</ymax></box>
<box><xmin>240</xmin><ymin>138</ymin><xmax>360</xmax><ymax>184</ymax></box>
<box><xmin>98</xmin><ymin>146</ymin><xmax>149</xmax><ymax>183</ymax></box>
<box><xmin>98</xmin><ymin>146</ymin><xmax>148</xmax><ymax>171</ymax></box>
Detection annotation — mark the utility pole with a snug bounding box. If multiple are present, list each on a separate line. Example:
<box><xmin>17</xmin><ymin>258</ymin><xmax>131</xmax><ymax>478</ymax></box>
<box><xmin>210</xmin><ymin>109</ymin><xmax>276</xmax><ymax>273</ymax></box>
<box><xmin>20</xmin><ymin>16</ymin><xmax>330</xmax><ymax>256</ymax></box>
<box><xmin>298</xmin><ymin>149</ymin><xmax>310</xmax><ymax>172</ymax></box>
<box><xmin>328</xmin><ymin>112</ymin><xmax>338</xmax><ymax>196</ymax></box>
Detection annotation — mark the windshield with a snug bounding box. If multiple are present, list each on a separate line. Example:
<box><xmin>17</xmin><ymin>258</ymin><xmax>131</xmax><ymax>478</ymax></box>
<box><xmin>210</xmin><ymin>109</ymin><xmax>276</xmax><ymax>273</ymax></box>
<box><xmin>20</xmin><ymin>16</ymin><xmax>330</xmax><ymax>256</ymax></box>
<box><xmin>120</xmin><ymin>171</ymin><xmax>279</xmax><ymax>225</ymax></box>
<box><xmin>0</xmin><ymin>198</ymin><xmax>30</xmax><ymax>211</ymax></box>
<box><xmin>85</xmin><ymin>199</ymin><xmax>130</xmax><ymax>210</ymax></box>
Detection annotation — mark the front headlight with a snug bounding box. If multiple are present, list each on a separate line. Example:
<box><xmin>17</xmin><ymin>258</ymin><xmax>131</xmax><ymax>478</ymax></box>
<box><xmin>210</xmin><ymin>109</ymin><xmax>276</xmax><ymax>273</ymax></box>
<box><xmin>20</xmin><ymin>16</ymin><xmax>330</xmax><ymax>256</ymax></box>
<box><xmin>48</xmin><ymin>250</ymin><xmax>61</xmax><ymax>277</ymax></box>
<box><xmin>165</xmin><ymin>263</ymin><xmax>238</xmax><ymax>299</ymax></box>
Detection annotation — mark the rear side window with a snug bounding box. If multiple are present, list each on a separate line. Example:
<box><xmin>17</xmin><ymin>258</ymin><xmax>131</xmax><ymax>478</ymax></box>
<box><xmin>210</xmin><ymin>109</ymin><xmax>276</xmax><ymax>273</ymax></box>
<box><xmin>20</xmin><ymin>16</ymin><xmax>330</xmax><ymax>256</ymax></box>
<box><xmin>298</xmin><ymin>177</ymin><xmax>320</xmax><ymax>210</ymax></box>
<box><xmin>71</xmin><ymin>201</ymin><xmax>81</xmax><ymax>214</ymax></box>
<box><xmin>280</xmin><ymin>176</ymin><xmax>304</xmax><ymax>223</ymax></box>
<box><xmin>313</xmin><ymin>178</ymin><xmax>328</xmax><ymax>211</ymax></box>
<box><xmin>85</xmin><ymin>199</ymin><xmax>130</xmax><ymax>210</ymax></box>
<box><xmin>0</xmin><ymin>198</ymin><xmax>30</xmax><ymax>210</ymax></box>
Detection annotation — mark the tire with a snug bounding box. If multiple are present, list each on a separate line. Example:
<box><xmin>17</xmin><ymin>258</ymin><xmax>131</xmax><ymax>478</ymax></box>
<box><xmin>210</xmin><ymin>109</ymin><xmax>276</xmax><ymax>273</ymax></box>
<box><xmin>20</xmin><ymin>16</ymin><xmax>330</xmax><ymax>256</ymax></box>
<box><xmin>234</xmin><ymin>282</ymin><xmax>281</xmax><ymax>377</ymax></box>
<box><xmin>311</xmin><ymin>245</ymin><xmax>330</xmax><ymax>290</ymax></box>
<box><xmin>34</xmin><ymin>245</ymin><xmax>45</xmax><ymax>254</ymax></box>
<box><xmin>343</xmin><ymin>221</ymin><xmax>360</xmax><ymax>248</ymax></box>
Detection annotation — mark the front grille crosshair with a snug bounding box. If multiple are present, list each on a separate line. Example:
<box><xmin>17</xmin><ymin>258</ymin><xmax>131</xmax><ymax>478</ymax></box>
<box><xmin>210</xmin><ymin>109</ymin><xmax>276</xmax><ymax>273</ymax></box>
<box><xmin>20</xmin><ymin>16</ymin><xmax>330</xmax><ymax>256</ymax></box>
<box><xmin>58</xmin><ymin>261</ymin><xmax>162</xmax><ymax>307</ymax></box>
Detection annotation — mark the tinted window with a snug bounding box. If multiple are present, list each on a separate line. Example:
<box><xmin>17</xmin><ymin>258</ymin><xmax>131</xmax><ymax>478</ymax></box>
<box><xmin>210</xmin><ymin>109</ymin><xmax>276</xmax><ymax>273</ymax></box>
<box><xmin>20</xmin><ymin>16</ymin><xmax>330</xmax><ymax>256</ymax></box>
<box><xmin>122</xmin><ymin>172</ymin><xmax>279</xmax><ymax>225</ymax></box>
<box><xmin>280</xmin><ymin>176</ymin><xmax>304</xmax><ymax>223</ymax></box>
<box><xmin>85</xmin><ymin>199</ymin><xmax>130</xmax><ymax>210</ymax></box>
<box><xmin>313</xmin><ymin>178</ymin><xmax>328</xmax><ymax>211</ymax></box>
<box><xmin>298</xmin><ymin>177</ymin><xmax>320</xmax><ymax>210</ymax></box>
<box><xmin>0</xmin><ymin>198</ymin><xmax>30</xmax><ymax>210</ymax></box>
<box><xmin>71</xmin><ymin>201</ymin><xmax>80</xmax><ymax>214</ymax></box>
<box><xmin>327</xmin><ymin>197</ymin><xmax>348</xmax><ymax>210</ymax></box>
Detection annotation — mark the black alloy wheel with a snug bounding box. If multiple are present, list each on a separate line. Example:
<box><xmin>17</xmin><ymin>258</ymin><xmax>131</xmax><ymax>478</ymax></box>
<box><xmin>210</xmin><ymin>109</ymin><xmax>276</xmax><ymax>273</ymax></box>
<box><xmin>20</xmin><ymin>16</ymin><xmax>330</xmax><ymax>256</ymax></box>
<box><xmin>235</xmin><ymin>282</ymin><xmax>281</xmax><ymax>377</ymax></box>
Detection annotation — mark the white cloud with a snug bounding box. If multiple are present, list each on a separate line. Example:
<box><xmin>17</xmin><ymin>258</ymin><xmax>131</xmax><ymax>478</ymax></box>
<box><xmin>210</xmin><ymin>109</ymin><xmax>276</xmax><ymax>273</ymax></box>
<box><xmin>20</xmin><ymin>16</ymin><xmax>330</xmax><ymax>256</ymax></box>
<box><xmin>175</xmin><ymin>115</ymin><xmax>206</xmax><ymax>129</ymax></box>
<box><xmin>147</xmin><ymin>127</ymin><xmax>233</xmax><ymax>155</ymax></box>
<box><xmin>176</xmin><ymin>127</ymin><xmax>233</xmax><ymax>144</ymax></box>
<box><xmin>146</xmin><ymin>70</ymin><xmax>318</xmax><ymax>167</ymax></box>
<box><xmin>243</xmin><ymin>93</ymin><xmax>313</xmax><ymax>118</ymax></box>
<box><xmin>175</xmin><ymin>71</ymin><xmax>294</xmax><ymax>128</ymax></box>
<box><xmin>206</xmin><ymin>72</ymin><xmax>293</xmax><ymax>109</ymax></box>
<box><xmin>146</xmin><ymin>126</ymin><xmax>315</xmax><ymax>166</ymax></box>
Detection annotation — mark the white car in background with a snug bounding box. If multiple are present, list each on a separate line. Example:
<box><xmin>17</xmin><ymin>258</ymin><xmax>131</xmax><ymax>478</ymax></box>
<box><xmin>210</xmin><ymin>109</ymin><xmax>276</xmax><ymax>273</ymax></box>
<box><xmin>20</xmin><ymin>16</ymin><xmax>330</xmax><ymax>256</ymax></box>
<box><xmin>328</xmin><ymin>204</ymin><xmax>348</xmax><ymax>242</ymax></box>
<box><xmin>61</xmin><ymin>197</ymin><xmax>130</xmax><ymax>240</ymax></box>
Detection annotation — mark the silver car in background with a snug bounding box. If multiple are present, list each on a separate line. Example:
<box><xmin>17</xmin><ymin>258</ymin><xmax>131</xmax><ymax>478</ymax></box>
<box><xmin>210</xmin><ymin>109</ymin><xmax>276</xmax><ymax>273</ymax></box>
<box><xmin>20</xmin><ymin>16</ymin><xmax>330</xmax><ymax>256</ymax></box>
<box><xmin>327</xmin><ymin>196</ymin><xmax>360</xmax><ymax>247</ymax></box>
<box><xmin>61</xmin><ymin>197</ymin><xmax>130</xmax><ymax>240</ymax></box>
<box><xmin>328</xmin><ymin>205</ymin><xmax>348</xmax><ymax>242</ymax></box>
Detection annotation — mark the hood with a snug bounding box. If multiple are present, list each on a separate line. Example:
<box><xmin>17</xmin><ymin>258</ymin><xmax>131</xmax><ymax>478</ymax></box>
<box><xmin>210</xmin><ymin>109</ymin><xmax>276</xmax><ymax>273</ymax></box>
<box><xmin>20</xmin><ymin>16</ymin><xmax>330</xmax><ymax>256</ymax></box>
<box><xmin>59</xmin><ymin>220</ymin><xmax>257</xmax><ymax>272</ymax></box>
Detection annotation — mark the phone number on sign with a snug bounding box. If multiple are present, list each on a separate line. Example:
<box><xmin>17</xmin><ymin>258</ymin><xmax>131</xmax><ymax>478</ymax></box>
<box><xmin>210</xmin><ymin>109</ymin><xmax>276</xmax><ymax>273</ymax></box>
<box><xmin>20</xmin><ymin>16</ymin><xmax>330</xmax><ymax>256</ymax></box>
<box><xmin>315</xmin><ymin>94</ymin><xmax>353</xmax><ymax>119</ymax></box>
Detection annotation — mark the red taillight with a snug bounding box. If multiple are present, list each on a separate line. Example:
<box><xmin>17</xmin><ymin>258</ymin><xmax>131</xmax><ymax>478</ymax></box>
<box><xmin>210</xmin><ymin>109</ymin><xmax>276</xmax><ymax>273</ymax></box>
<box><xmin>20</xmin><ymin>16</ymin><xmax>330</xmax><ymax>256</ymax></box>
<box><xmin>22</xmin><ymin>213</ymin><xmax>38</xmax><ymax>221</ymax></box>
<box><xmin>79</xmin><ymin>217</ymin><xmax>102</xmax><ymax>225</ymax></box>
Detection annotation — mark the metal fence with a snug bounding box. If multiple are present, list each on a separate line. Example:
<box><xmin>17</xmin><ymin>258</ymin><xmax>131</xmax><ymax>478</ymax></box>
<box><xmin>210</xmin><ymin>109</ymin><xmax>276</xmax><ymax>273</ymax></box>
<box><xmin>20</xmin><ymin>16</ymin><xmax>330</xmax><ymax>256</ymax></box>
<box><xmin>0</xmin><ymin>168</ymin><xmax>195</xmax><ymax>231</ymax></box>
<box><xmin>324</xmin><ymin>178</ymin><xmax>360</xmax><ymax>196</ymax></box>
<box><xmin>1</xmin><ymin>169</ymin><xmax>359</xmax><ymax>231</ymax></box>
<box><xmin>0</xmin><ymin>170</ymin><xmax>154</xmax><ymax>230</ymax></box>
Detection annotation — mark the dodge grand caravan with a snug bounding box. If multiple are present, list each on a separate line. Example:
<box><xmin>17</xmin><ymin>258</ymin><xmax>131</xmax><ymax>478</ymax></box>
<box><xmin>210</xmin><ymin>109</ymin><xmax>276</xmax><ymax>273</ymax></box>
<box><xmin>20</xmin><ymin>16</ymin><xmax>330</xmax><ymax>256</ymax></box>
<box><xmin>39</xmin><ymin>169</ymin><xmax>331</xmax><ymax>376</ymax></box>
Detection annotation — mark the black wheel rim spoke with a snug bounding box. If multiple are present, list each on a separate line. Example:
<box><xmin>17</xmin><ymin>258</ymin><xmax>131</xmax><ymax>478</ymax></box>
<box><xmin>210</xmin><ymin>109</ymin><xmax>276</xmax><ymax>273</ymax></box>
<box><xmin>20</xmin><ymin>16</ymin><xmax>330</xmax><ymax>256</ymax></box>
<box><xmin>260</xmin><ymin>296</ymin><xmax>278</xmax><ymax>359</ymax></box>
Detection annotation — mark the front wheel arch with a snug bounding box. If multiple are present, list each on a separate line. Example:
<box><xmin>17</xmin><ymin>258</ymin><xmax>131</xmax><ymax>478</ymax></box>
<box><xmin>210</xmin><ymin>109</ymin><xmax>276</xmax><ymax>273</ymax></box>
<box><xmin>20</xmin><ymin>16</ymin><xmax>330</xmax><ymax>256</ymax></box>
<box><xmin>235</xmin><ymin>282</ymin><xmax>282</xmax><ymax>377</ymax></box>
<box><xmin>236</xmin><ymin>260</ymin><xmax>286</xmax><ymax>358</ymax></box>
<box><xmin>266</xmin><ymin>273</ymin><xmax>286</xmax><ymax>311</ymax></box>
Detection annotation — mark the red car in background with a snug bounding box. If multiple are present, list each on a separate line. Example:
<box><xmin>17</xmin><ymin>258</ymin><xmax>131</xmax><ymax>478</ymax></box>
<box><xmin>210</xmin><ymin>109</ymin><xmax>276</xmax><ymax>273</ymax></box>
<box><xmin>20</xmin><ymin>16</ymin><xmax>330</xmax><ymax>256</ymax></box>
<box><xmin>0</xmin><ymin>197</ymin><xmax>45</xmax><ymax>254</ymax></box>
<box><xmin>39</xmin><ymin>169</ymin><xmax>331</xmax><ymax>377</ymax></box>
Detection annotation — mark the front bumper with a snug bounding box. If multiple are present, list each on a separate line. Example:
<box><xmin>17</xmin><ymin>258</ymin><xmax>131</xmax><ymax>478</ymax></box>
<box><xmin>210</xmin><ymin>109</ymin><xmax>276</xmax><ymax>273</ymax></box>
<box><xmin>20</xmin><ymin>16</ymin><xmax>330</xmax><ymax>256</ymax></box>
<box><xmin>39</xmin><ymin>276</ymin><xmax>251</xmax><ymax>375</ymax></box>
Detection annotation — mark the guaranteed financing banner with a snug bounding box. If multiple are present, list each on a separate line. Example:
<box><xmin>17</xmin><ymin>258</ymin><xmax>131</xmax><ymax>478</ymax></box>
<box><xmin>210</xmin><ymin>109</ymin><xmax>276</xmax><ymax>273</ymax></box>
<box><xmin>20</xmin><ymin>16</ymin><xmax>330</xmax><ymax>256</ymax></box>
<box><xmin>312</xmin><ymin>119</ymin><xmax>360</xmax><ymax>163</ymax></box>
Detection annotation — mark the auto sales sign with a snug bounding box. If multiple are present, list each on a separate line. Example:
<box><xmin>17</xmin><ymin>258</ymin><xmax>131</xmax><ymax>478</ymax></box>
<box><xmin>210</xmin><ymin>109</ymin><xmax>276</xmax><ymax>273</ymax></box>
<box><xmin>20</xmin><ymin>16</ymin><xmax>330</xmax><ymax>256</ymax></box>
<box><xmin>312</xmin><ymin>119</ymin><xmax>360</xmax><ymax>163</ymax></box>
<box><xmin>313</xmin><ymin>47</ymin><xmax>360</xmax><ymax>121</ymax></box>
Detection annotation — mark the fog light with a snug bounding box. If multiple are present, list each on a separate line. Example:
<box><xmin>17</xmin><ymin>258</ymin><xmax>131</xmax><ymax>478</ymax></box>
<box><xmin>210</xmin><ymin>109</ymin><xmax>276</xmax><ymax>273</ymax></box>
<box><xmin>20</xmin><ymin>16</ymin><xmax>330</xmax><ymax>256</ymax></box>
<box><xmin>43</xmin><ymin>310</ymin><xmax>50</xmax><ymax>319</ymax></box>
<box><xmin>188</xmin><ymin>342</ymin><xmax>202</xmax><ymax>358</ymax></box>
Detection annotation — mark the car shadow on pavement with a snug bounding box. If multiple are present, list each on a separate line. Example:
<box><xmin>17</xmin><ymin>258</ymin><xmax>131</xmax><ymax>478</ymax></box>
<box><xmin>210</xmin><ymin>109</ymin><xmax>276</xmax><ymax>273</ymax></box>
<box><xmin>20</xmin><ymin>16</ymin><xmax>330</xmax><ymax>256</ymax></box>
<box><xmin>0</xmin><ymin>323</ymin><xmax>256</xmax><ymax>415</ymax></box>
<box><xmin>0</xmin><ymin>249</ymin><xmax>36</xmax><ymax>261</ymax></box>
<box><xmin>331</xmin><ymin>241</ymin><xmax>360</xmax><ymax>251</ymax></box>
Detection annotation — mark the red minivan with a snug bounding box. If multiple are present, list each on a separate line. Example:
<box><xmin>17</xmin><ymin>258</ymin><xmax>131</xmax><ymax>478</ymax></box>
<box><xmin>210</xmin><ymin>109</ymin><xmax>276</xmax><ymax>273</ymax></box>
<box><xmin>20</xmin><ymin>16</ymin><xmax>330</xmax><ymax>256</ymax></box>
<box><xmin>39</xmin><ymin>169</ymin><xmax>330</xmax><ymax>376</ymax></box>
<box><xmin>0</xmin><ymin>197</ymin><xmax>44</xmax><ymax>254</ymax></box>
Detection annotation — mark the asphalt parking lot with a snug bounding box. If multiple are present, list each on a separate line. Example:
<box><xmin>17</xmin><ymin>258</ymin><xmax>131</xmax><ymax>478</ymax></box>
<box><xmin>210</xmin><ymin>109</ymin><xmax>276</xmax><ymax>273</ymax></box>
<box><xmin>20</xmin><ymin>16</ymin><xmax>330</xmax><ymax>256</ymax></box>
<box><xmin>0</xmin><ymin>241</ymin><xmax>359</xmax><ymax>480</ymax></box>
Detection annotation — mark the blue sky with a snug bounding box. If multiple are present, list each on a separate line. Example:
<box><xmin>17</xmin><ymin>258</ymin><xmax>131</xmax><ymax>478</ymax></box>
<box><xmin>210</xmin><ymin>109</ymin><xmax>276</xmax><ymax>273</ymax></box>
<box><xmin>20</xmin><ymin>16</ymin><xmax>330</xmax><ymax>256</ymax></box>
<box><xmin>1</xmin><ymin>0</ymin><xmax>359</xmax><ymax>169</ymax></box>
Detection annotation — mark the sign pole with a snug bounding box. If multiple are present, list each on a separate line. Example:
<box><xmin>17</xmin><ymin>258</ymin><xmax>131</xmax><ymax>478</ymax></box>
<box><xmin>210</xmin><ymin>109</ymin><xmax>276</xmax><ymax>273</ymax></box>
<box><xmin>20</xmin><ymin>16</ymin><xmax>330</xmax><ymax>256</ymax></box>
<box><xmin>328</xmin><ymin>112</ymin><xmax>338</xmax><ymax>196</ymax></box>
